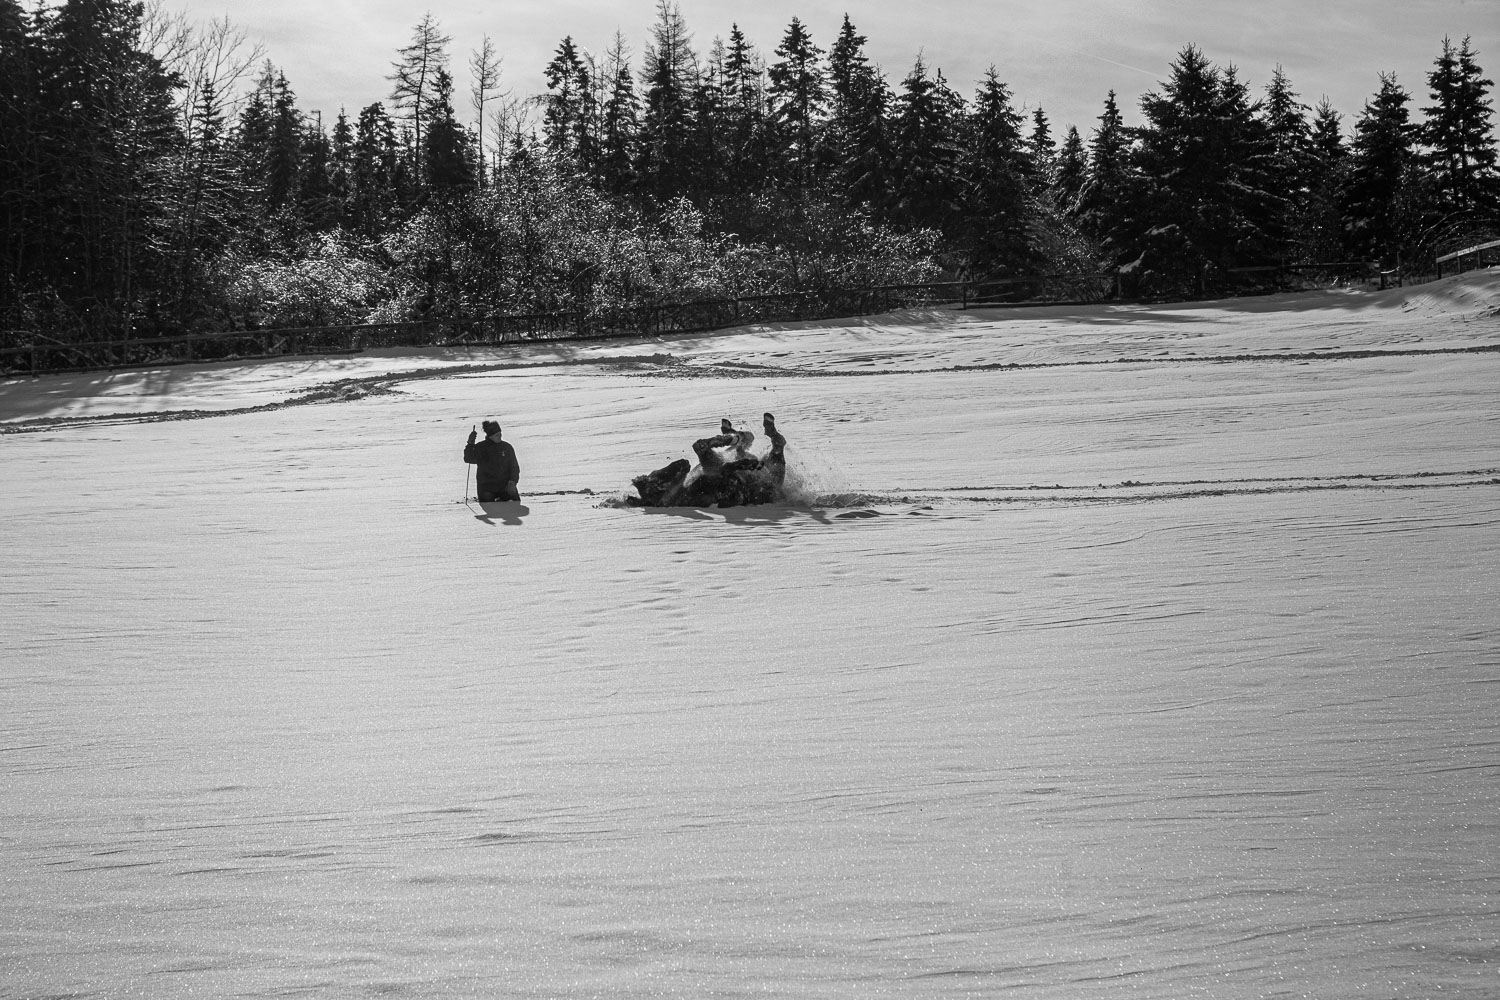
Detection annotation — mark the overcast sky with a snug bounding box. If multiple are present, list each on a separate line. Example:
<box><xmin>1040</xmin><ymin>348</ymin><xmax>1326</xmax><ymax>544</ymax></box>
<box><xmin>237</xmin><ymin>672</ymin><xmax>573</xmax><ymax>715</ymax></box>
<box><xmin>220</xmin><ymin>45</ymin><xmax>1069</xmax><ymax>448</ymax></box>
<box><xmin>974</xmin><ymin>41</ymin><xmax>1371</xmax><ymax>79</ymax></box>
<box><xmin>174</xmin><ymin>0</ymin><xmax>1498</xmax><ymax>136</ymax></box>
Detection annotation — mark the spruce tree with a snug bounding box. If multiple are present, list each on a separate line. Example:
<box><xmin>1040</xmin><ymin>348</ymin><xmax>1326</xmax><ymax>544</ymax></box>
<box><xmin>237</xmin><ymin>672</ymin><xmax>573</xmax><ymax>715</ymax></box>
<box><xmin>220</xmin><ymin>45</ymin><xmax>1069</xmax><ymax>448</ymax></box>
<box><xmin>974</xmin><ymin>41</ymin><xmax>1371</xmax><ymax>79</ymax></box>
<box><xmin>826</xmin><ymin>14</ymin><xmax>869</xmax><ymax>146</ymax></box>
<box><xmin>960</xmin><ymin>68</ymin><xmax>1035</xmax><ymax>273</ymax></box>
<box><xmin>328</xmin><ymin>108</ymin><xmax>353</xmax><ymax>223</ymax></box>
<box><xmin>1311</xmin><ymin>98</ymin><xmax>1346</xmax><ymax>163</ymax></box>
<box><xmin>826</xmin><ymin>15</ymin><xmax>886</xmax><ymax>209</ymax></box>
<box><xmin>1299</xmin><ymin>99</ymin><xmax>1349</xmax><ymax>262</ymax></box>
<box><xmin>718</xmin><ymin>24</ymin><xmax>767</xmax><ymax>199</ymax></box>
<box><xmin>598</xmin><ymin>35</ymin><xmax>640</xmax><ymax>195</ymax></box>
<box><xmin>1343</xmin><ymin>72</ymin><xmax>1417</xmax><ymax>261</ymax></box>
<box><xmin>298</xmin><ymin>115</ymin><xmax>338</xmax><ymax>230</ymax></box>
<box><xmin>1130</xmin><ymin>47</ymin><xmax>1281</xmax><ymax>294</ymax></box>
<box><xmin>0</xmin><ymin>0</ymin><xmax>39</xmax><ymax>316</ymax></box>
<box><xmin>637</xmin><ymin>0</ymin><xmax>697</xmax><ymax>203</ymax></box>
<box><xmin>1074</xmin><ymin>89</ymin><xmax>1134</xmax><ymax>260</ymax></box>
<box><xmin>687</xmin><ymin>42</ymin><xmax>729</xmax><ymax>206</ymax></box>
<box><xmin>1263</xmin><ymin>67</ymin><xmax>1314</xmax><ymax>207</ymax></box>
<box><xmin>350</xmin><ymin>101</ymin><xmax>401</xmax><ymax>236</ymax></box>
<box><xmin>1219</xmin><ymin>65</ymin><xmax>1283</xmax><ymax>262</ymax></box>
<box><xmin>543</xmin><ymin>36</ymin><xmax>591</xmax><ymax>168</ymax></box>
<box><xmin>264</xmin><ymin>71</ymin><xmax>302</xmax><ymax>218</ymax></box>
<box><xmin>722</xmin><ymin>23</ymin><xmax>763</xmax><ymax>115</ymax></box>
<box><xmin>766</xmin><ymin>17</ymin><xmax>825</xmax><ymax>192</ymax></box>
<box><xmin>840</xmin><ymin>67</ymin><xmax>893</xmax><ymax>217</ymax></box>
<box><xmin>423</xmin><ymin>67</ymin><xmax>473</xmax><ymax>196</ymax></box>
<box><xmin>167</xmin><ymin>75</ymin><xmax>241</xmax><ymax>319</ymax></box>
<box><xmin>1027</xmin><ymin>107</ymin><xmax>1055</xmax><ymax>188</ymax></box>
<box><xmin>1053</xmin><ymin>126</ymin><xmax>1087</xmax><ymax>211</ymax></box>
<box><xmin>1422</xmin><ymin>36</ymin><xmax>1497</xmax><ymax>214</ymax></box>
<box><xmin>34</xmin><ymin>0</ymin><xmax>183</xmax><ymax>319</ymax></box>
<box><xmin>889</xmin><ymin>56</ymin><xmax>964</xmax><ymax>234</ymax></box>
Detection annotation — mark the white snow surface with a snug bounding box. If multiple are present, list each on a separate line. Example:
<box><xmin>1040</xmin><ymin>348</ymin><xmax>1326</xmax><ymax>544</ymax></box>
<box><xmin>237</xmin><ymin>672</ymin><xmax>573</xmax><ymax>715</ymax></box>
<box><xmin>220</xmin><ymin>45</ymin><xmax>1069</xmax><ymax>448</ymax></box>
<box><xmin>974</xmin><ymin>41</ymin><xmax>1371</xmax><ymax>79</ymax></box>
<box><xmin>3</xmin><ymin>274</ymin><xmax>1499</xmax><ymax>998</ymax></box>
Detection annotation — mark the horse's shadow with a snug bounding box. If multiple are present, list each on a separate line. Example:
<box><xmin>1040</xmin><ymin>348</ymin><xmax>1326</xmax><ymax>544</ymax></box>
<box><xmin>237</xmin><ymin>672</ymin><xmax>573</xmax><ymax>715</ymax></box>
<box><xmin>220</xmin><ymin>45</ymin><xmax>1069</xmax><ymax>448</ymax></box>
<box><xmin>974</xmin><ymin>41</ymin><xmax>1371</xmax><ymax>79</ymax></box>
<box><xmin>473</xmin><ymin>501</ymin><xmax>530</xmax><ymax>525</ymax></box>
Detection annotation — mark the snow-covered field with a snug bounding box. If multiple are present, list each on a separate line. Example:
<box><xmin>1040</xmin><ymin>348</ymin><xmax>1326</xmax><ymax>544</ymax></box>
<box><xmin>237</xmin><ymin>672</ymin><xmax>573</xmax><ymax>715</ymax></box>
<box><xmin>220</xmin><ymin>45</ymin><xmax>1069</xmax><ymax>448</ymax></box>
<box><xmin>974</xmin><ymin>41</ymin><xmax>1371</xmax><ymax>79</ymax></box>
<box><xmin>3</xmin><ymin>276</ymin><xmax>1498</xmax><ymax>999</ymax></box>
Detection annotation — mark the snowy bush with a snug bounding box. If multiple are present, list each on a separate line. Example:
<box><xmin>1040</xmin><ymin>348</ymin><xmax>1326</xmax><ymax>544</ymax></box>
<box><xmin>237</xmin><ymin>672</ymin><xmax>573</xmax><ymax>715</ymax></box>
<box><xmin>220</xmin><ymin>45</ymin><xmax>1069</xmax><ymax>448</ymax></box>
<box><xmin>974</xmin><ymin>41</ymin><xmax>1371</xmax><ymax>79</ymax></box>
<box><xmin>380</xmin><ymin>166</ymin><xmax>941</xmax><ymax>322</ymax></box>
<box><xmin>221</xmin><ymin>233</ymin><xmax>397</xmax><ymax>328</ymax></box>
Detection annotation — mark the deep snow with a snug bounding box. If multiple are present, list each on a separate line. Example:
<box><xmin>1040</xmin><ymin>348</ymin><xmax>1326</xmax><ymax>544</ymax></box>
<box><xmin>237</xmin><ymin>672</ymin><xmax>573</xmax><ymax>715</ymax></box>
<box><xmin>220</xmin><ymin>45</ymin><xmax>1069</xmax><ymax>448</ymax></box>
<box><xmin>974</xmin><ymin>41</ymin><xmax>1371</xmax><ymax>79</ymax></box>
<box><xmin>3</xmin><ymin>275</ymin><xmax>1498</xmax><ymax>998</ymax></box>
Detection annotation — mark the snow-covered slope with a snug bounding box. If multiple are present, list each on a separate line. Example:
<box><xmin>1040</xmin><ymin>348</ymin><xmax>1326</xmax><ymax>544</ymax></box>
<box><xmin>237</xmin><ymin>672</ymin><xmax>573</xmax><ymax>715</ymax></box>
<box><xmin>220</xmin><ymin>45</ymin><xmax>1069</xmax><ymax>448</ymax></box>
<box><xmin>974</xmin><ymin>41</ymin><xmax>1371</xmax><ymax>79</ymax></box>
<box><xmin>3</xmin><ymin>272</ymin><xmax>1498</xmax><ymax>998</ymax></box>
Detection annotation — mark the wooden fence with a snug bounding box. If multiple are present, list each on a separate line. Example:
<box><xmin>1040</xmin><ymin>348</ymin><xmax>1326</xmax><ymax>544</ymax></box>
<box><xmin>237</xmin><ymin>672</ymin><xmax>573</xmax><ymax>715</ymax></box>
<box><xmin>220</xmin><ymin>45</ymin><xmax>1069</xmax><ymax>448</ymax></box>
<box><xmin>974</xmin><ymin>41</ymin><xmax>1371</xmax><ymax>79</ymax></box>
<box><xmin>1</xmin><ymin>280</ymin><xmax>986</xmax><ymax>376</ymax></box>
<box><xmin>4</xmin><ymin>263</ymin><xmax>1421</xmax><ymax>377</ymax></box>
<box><xmin>1435</xmin><ymin>238</ymin><xmax>1500</xmax><ymax>278</ymax></box>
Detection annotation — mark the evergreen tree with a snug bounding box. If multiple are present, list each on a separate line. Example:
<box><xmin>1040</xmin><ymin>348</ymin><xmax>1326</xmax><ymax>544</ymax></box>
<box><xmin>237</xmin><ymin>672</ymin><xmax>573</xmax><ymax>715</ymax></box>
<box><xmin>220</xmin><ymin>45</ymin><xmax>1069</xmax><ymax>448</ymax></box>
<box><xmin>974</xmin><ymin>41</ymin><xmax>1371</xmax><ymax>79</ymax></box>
<box><xmin>637</xmin><ymin>0</ymin><xmax>697</xmax><ymax>203</ymax></box>
<box><xmin>1053</xmin><ymin>125</ymin><xmax>1087</xmax><ymax>210</ymax></box>
<box><xmin>349</xmin><ymin>101</ymin><xmax>401</xmax><ymax>236</ymax></box>
<box><xmin>422</xmin><ymin>67</ymin><xmax>473</xmax><ymax>196</ymax></box>
<box><xmin>263</xmin><ymin>71</ymin><xmax>302</xmax><ymax>217</ymax></box>
<box><xmin>718</xmin><ymin>24</ymin><xmax>767</xmax><ymax>198</ymax></box>
<box><xmin>888</xmin><ymin>56</ymin><xmax>964</xmax><ymax>234</ymax></box>
<box><xmin>1027</xmin><ymin>107</ymin><xmax>1055</xmax><ymax>187</ymax></box>
<box><xmin>0</xmin><ymin>0</ymin><xmax>40</xmax><ymax>312</ymax></box>
<box><xmin>685</xmin><ymin>44</ymin><xmax>728</xmax><ymax>205</ymax></box>
<box><xmin>722</xmin><ymin>23</ymin><xmax>763</xmax><ymax>115</ymax></box>
<box><xmin>1299</xmin><ymin>99</ymin><xmax>1349</xmax><ymax>262</ymax></box>
<box><xmin>1128</xmin><ymin>46</ymin><xmax>1281</xmax><ymax>295</ymax></box>
<box><xmin>825</xmin><ymin>15</ymin><xmax>885</xmax><ymax>208</ymax></box>
<box><xmin>960</xmin><ymin>68</ymin><xmax>1035</xmax><ymax>272</ymax></box>
<box><xmin>598</xmin><ymin>34</ymin><xmax>639</xmax><ymax>195</ymax></box>
<box><xmin>1311</xmin><ymin>98</ymin><xmax>1346</xmax><ymax>163</ymax></box>
<box><xmin>166</xmin><ymin>75</ymin><xmax>241</xmax><ymax>318</ymax></box>
<box><xmin>542</xmin><ymin>36</ymin><xmax>592</xmax><ymax>168</ymax></box>
<box><xmin>1343</xmin><ymin>72</ymin><xmax>1417</xmax><ymax>260</ymax></box>
<box><xmin>766</xmin><ymin>17</ymin><xmax>825</xmax><ymax>191</ymax></box>
<box><xmin>1262</xmin><ymin>66</ymin><xmax>1314</xmax><ymax>207</ymax></box>
<box><xmin>33</xmin><ymin>0</ymin><xmax>183</xmax><ymax>319</ymax></box>
<box><xmin>1221</xmin><ymin>65</ymin><xmax>1284</xmax><ymax>258</ymax></box>
<box><xmin>235</xmin><ymin>68</ymin><xmax>271</xmax><ymax>192</ymax></box>
<box><xmin>1421</xmin><ymin>36</ymin><xmax>1497</xmax><ymax>214</ymax></box>
<box><xmin>840</xmin><ymin>66</ymin><xmax>893</xmax><ymax>216</ymax></box>
<box><xmin>327</xmin><ymin>108</ymin><xmax>353</xmax><ymax>223</ymax></box>
<box><xmin>1074</xmin><ymin>90</ymin><xmax>1134</xmax><ymax>260</ymax></box>
<box><xmin>298</xmin><ymin>114</ymin><xmax>337</xmax><ymax>230</ymax></box>
<box><xmin>826</xmin><ymin>14</ymin><xmax>869</xmax><ymax>129</ymax></box>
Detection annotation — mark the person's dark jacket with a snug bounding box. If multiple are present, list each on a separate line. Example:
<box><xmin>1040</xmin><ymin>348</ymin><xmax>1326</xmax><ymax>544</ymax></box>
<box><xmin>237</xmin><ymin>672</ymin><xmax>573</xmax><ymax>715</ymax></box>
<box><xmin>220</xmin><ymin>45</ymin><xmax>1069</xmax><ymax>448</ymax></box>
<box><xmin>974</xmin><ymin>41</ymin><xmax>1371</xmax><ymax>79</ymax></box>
<box><xmin>464</xmin><ymin>436</ymin><xmax>520</xmax><ymax>493</ymax></box>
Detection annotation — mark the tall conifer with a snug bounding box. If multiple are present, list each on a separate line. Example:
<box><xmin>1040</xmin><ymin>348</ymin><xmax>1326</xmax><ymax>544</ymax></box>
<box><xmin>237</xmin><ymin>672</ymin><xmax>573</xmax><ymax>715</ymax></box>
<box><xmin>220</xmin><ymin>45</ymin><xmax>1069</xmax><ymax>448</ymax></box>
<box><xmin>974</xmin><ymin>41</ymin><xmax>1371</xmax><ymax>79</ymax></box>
<box><xmin>1422</xmin><ymin>36</ymin><xmax>1497</xmax><ymax>213</ymax></box>
<box><xmin>638</xmin><ymin>0</ymin><xmax>697</xmax><ymax>202</ymax></box>
<box><xmin>961</xmin><ymin>68</ymin><xmax>1035</xmax><ymax>272</ymax></box>
<box><xmin>1343</xmin><ymin>72</ymin><xmax>1417</xmax><ymax>260</ymax></box>
<box><xmin>889</xmin><ymin>56</ymin><xmax>964</xmax><ymax>233</ymax></box>
<box><xmin>767</xmin><ymin>17</ymin><xmax>825</xmax><ymax>191</ymax></box>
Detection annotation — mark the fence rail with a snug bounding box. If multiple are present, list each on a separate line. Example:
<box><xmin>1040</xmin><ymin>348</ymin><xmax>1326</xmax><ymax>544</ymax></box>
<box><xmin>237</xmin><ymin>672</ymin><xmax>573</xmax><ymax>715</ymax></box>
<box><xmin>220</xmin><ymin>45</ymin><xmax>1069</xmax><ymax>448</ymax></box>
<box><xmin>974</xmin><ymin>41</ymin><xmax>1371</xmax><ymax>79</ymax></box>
<box><xmin>3</xmin><ymin>261</ymin><xmax>1429</xmax><ymax>377</ymax></box>
<box><xmin>1435</xmin><ymin>238</ymin><xmax>1500</xmax><ymax>276</ymax></box>
<box><xmin>1</xmin><ymin>281</ymin><xmax>979</xmax><ymax>376</ymax></box>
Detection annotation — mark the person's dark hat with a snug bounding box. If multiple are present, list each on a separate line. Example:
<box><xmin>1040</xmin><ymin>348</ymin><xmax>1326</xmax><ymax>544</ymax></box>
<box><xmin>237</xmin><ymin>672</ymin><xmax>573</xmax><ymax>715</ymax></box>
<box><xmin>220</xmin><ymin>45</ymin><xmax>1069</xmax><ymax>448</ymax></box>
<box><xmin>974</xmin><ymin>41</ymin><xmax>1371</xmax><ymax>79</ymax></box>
<box><xmin>482</xmin><ymin>419</ymin><xmax>500</xmax><ymax>436</ymax></box>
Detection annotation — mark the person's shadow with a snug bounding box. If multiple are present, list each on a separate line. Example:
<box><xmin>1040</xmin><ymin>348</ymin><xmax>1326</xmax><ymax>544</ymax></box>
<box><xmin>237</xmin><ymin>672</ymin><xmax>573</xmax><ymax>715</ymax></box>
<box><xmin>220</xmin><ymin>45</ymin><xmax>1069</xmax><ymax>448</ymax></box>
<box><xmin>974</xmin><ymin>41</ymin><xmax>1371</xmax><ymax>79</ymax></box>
<box><xmin>473</xmin><ymin>501</ymin><xmax>530</xmax><ymax>525</ymax></box>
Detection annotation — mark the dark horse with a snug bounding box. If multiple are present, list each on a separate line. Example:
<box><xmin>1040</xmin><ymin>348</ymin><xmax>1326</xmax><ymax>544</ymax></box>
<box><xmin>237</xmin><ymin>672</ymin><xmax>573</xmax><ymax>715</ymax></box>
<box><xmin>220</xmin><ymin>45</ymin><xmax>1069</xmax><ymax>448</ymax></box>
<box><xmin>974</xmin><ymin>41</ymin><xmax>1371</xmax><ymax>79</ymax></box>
<box><xmin>629</xmin><ymin>413</ymin><xmax>788</xmax><ymax>507</ymax></box>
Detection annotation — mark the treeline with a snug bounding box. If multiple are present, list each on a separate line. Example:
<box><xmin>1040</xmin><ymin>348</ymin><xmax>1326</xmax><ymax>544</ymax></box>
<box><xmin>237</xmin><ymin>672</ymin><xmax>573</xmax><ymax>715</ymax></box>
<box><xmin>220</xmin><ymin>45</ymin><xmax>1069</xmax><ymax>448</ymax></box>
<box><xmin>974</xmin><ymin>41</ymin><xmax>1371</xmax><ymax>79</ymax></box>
<box><xmin>1</xmin><ymin>0</ymin><xmax>1497</xmax><ymax>341</ymax></box>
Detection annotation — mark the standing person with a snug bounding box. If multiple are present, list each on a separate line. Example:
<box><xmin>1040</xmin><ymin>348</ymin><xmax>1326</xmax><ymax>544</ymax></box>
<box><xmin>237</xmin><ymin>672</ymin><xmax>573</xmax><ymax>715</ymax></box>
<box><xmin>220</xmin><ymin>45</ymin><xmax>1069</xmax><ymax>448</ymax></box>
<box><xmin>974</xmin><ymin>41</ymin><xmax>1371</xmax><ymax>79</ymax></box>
<box><xmin>464</xmin><ymin>419</ymin><xmax>520</xmax><ymax>502</ymax></box>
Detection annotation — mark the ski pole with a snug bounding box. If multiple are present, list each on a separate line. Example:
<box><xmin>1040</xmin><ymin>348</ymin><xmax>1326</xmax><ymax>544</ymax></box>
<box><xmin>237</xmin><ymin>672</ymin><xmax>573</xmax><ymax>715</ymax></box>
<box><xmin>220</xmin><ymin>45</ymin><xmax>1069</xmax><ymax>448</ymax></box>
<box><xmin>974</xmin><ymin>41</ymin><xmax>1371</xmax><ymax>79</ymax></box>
<box><xmin>464</xmin><ymin>423</ymin><xmax>474</xmax><ymax>501</ymax></box>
